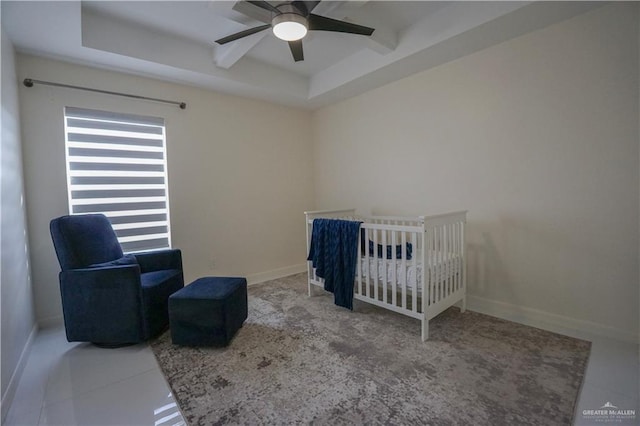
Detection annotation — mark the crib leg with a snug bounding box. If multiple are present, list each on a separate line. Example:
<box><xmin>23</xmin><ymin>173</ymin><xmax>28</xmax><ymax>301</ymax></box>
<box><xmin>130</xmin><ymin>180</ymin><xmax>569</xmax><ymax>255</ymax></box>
<box><xmin>421</xmin><ymin>318</ymin><xmax>429</xmax><ymax>341</ymax></box>
<box><xmin>460</xmin><ymin>295</ymin><xmax>467</xmax><ymax>313</ymax></box>
<box><xmin>308</xmin><ymin>280</ymin><xmax>319</xmax><ymax>297</ymax></box>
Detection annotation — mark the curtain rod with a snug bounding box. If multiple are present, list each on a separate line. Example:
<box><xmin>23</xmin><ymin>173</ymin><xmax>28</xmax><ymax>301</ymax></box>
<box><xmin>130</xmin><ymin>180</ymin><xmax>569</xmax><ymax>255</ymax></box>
<box><xmin>23</xmin><ymin>78</ymin><xmax>186</xmax><ymax>110</ymax></box>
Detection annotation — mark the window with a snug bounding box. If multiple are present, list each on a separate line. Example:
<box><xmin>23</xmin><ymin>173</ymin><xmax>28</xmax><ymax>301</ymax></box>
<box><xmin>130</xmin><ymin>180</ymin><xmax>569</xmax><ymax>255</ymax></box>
<box><xmin>64</xmin><ymin>107</ymin><xmax>171</xmax><ymax>252</ymax></box>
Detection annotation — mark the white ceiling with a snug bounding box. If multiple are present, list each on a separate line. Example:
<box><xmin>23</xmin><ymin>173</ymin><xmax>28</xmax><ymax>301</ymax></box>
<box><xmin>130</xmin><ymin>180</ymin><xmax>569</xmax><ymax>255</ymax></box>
<box><xmin>2</xmin><ymin>1</ymin><xmax>603</xmax><ymax>109</ymax></box>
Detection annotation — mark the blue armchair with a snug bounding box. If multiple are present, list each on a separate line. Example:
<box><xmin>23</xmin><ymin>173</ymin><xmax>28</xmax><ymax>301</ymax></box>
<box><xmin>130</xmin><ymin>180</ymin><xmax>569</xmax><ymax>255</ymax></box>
<box><xmin>50</xmin><ymin>214</ymin><xmax>184</xmax><ymax>346</ymax></box>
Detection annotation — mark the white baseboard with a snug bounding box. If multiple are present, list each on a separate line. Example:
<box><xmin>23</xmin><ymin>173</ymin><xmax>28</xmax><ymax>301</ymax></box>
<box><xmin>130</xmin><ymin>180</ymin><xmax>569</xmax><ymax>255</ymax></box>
<box><xmin>467</xmin><ymin>294</ymin><xmax>639</xmax><ymax>344</ymax></box>
<box><xmin>1</xmin><ymin>324</ymin><xmax>38</xmax><ymax>423</ymax></box>
<box><xmin>246</xmin><ymin>263</ymin><xmax>307</xmax><ymax>286</ymax></box>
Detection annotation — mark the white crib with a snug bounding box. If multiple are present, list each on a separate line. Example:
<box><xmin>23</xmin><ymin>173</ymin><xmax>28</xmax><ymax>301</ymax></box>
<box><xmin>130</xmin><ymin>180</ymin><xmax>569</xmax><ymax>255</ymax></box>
<box><xmin>305</xmin><ymin>209</ymin><xmax>467</xmax><ymax>341</ymax></box>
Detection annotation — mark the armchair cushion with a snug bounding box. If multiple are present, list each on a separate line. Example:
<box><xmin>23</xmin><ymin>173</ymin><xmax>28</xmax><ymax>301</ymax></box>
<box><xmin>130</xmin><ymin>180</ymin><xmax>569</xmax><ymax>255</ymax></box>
<box><xmin>89</xmin><ymin>254</ymin><xmax>138</xmax><ymax>269</ymax></box>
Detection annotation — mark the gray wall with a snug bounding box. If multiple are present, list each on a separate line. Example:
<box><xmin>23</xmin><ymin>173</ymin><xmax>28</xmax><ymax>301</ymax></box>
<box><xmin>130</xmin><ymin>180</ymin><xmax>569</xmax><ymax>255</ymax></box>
<box><xmin>312</xmin><ymin>4</ymin><xmax>639</xmax><ymax>341</ymax></box>
<box><xmin>1</xmin><ymin>30</ymin><xmax>36</xmax><ymax>419</ymax></box>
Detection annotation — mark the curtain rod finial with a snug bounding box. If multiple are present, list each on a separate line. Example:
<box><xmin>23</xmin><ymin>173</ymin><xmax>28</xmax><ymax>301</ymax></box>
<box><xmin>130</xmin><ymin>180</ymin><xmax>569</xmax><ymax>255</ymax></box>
<box><xmin>23</xmin><ymin>78</ymin><xmax>34</xmax><ymax>87</ymax></box>
<box><xmin>179</xmin><ymin>102</ymin><xmax>186</xmax><ymax>110</ymax></box>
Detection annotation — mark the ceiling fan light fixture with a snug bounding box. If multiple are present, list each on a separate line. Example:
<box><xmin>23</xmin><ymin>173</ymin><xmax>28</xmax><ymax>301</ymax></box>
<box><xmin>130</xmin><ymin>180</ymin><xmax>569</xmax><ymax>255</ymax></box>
<box><xmin>272</xmin><ymin>13</ymin><xmax>308</xmax><ymax>41</ymax></box>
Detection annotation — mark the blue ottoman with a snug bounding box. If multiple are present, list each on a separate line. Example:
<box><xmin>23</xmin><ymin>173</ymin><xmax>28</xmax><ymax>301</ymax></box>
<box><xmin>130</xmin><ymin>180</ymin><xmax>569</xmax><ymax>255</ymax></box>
<box><xmin>169</xmin><ymin>277</ymin><xmax>247</xmax><ymax>346</ymax></box>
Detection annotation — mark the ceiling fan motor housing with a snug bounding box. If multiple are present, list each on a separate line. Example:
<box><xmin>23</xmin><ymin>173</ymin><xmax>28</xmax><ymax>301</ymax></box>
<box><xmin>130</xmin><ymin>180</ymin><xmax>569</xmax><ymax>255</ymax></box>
<box><xmin>272</xmin><ymin>4</ymin><xmax>308</xmax><ymax>41</ymax></box>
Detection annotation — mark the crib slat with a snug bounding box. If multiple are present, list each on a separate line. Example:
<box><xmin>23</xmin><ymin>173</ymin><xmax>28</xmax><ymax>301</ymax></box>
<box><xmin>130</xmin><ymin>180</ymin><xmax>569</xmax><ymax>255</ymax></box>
<box><xmin>456</xmin><ymin>222</ymin><xmax>462</xmax><ymax>291</ymax></box>
<box><xmin>451</xmin><ymin>224</ymin><xmax>456</xmax><ymax>294</ymax></box>
<box><xmin>365</xmin><ymin>227</ymin><xmax>371</xmax><ymax>299</ymax></box>
<box><xmin>445</xmin><ymin>224</ymin><xmax>450</xmax><ymax>296</ymax></box>
<box><xmin>441</xmin><ymin>224</ymin><xmax>446</xmax><ymax>298</ymax></box>
<box><xmin>462</xmin><ymin>221</ymin><xmax>467</xmax><ymax>296</ymax></box>
<box><xmin>459</xmin><ymin>221</ymin><xmax>463</xmax><ymax>291</ymax></box>
<box><xmin>392</xmin><ymin>231</ymin><xmax>398</xmax><ymax>307</ymax></box>
<box><xmin>452</xmin><ymin>222</ymin><xmax>457</xmax><ymax>293</ymax></box>
<box><xmin>431</xmin><ymin>227</ymin><xmax>436</xmax><ymax>305</ymax></box>
<box><xmin>425</xmin><ymin>227</ymin><xmax>432</xmax><ymax>307</ymax></box>
<box><xmin>443</xmin><ymin>224</ymin><xmax>448</xmax><ymax>298</ymax></box>
<box><xmin>382</xmin><ymin>230</ymin><xmax>387</xmax><ymax>303</ymax></box>
<box><xmin>449</xmin><ymin>224</ymin><xmax>453</xmax><ymax>296</ymax></box>
<box><xmin>373</xmin><ymin>228</ymin><xmax>379</xmax><ymax>301</ymax></box>
<box><xmin>441</xmin><ymin>226</ymin><xmax>446</xmax><ymax>301</ymax></box>
<box><xmin>453</xmin><ymin>222</ymin><xmax>459</xmax><ymax>292</ymax></box>
<box><xmin>411</xmin><ymin>231</ymin><xmax>417</xmax><ymax>312</ymax></box>
<box><xmin>433</xmin><ymin>226</ymin><xmax>438</xmax><ymax>303</ymax></box>
<box><xmin>358</xmin><ymin>228</ymin><xmax>363</xmax><ymax>296</ymax></box>
<box><xmin>434</xmin><ymin>226</ymin><xmax>442</xmax><ymax>303</ymax></box>
<box><xmin>431</xmin><ymin>226</ymin><xmax>436</xmax><ymax>304</ymax></box>
<box><xmin>400</xmin><ymin>231</ymin><xmax>409</xmax><ymax>309</ymax></box>
<box><xmin>446</xmin><ymin>225</ymin><xmax>453</xmax><ymax>296</ymax></box>
<box><xmin>442</xmin><ymin>225</ymin><xmax>447</xmax><ymax>300</ymax></box>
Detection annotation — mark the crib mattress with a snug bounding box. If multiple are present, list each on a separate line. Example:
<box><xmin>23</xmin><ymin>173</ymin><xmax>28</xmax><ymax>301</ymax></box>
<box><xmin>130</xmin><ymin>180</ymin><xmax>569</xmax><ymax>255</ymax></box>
<box><xmin>357</xmin><ymin>251</ymin><xmax>461</xmax><ymax>291</ymax></box>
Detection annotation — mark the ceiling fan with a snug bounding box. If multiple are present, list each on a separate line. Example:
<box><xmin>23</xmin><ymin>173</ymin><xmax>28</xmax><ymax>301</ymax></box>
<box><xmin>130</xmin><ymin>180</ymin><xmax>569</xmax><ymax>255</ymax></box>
<box><xmin>215</xmin><ymin>1</ymin><xmax>375</xmax><ymax>62</ymax></box>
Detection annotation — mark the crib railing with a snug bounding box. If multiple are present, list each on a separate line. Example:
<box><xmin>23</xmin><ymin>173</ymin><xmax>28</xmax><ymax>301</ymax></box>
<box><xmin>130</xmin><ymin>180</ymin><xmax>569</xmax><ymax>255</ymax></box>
<box><xmin>357</xmin><ymin>221</ymin><xmax>423</xmax><ymax>317</ymax></box>
<box><xmin>422</xmin><ymin>211</ymin><xmax>467</xmax><ymax>321</ymax></box>
<box><xmin>367</xmin><ymin>216</ymin><xmax>423</xmax><ymax>227</ymax></box>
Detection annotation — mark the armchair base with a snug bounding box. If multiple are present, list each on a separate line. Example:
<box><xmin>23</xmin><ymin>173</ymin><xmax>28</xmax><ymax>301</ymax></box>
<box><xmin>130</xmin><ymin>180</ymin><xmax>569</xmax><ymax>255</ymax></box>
<box><xmin>93</xmin><ymin>342</ymin><xmax>137</xmax><ymax>348</ymax></box>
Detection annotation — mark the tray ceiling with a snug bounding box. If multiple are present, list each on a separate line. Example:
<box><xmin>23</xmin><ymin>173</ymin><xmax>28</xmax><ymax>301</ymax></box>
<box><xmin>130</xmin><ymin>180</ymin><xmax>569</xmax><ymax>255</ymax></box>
<box><xmin>2</xmin><ymin>1</ymin><xmax>603</xmax><ymax>109</ymax></box>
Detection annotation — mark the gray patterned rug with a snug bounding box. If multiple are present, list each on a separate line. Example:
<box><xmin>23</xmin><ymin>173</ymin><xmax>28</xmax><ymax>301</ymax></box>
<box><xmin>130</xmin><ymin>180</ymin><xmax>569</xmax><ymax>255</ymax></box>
<box><xmin>150</xmin><ymin>273</ymin><xmax>591</xmax><ymax>425</ymax></box>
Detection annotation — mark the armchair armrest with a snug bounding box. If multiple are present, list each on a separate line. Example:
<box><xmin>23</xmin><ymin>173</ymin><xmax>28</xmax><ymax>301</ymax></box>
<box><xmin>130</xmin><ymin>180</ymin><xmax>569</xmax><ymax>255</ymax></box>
<box><xmin>59</xmin><ymin>265</ymin><xmax>146</xmax><ymax>342</ymax></box>
<box><xmin>133</xmin><ymin>248</ymin><xmax>182</xmax><ymax>273</ymax></box>
<box><xmin>60</xmin><ymin>264</ymin><xmax>142</xmax><ymax>298</ymax></box>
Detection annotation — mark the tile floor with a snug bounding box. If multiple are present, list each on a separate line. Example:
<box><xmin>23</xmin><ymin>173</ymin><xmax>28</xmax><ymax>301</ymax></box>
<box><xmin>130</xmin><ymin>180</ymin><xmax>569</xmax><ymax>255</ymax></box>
<box><xmin>4</xmin><ymin>324</ymin><xmax>639</xmax><ymax>425</ymax></box>
<box><xmin>4</xmin><ymin>327</ymin><xmax>185</xmax><ymax>426</ymax></box>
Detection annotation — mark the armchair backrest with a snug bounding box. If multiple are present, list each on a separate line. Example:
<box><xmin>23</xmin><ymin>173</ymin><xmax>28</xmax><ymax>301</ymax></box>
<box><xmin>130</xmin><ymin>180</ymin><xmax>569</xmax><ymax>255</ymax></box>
<box><xmin>50</xmin><ymin>214</ymin><xmax>124</xmax><ymax>270</ymax></box>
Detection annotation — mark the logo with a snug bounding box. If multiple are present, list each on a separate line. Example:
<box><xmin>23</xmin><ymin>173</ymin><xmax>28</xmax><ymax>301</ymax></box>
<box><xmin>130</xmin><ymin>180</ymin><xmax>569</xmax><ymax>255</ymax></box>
<box><xmin>582</xmin><ymin>401</ymin><xmax>636</xmax><ymax>423</ymax></box>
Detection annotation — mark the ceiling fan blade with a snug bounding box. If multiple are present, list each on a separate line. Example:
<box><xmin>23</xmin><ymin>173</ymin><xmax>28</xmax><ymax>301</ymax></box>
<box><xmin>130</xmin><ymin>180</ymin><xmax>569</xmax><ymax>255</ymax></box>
<box><xmin>303</xmin><ymin>1</ymin><xmax>321</xmax><ymax>13</ymax></box>
<box><xmin>214</xmin><ymin>24</ymin><xmax>271</xmax><ymax>45</ymax></box>
<box><xmin>246</xmin><ymin>1</ymin><xmax>281</xmax><ymax>15</ymax></box>
<box><xmin>308</xmin><ymin>14</ymin><xmax>374</xmax><ymax>36</ymax></box>
<box><xmin>288</xmin><ymin>40</ymin><xmax>304</xmax><ymax>62</ymax></box>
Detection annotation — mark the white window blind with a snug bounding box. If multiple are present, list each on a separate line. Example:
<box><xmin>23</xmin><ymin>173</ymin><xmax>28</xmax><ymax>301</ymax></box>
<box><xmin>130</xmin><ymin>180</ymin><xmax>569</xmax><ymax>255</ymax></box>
<box><xmin>64</xmin><ymin>107</ymin><xmax>172</xmax><ymax>252</ymax></box>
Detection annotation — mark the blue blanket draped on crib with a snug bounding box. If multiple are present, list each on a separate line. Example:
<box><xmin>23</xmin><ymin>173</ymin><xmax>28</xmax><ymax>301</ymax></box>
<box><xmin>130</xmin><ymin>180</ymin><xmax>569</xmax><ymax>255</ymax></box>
<box><xmin>307</xmin><ymin>218</ymin><xmax>362</xmax><ymax>310</ymax></box>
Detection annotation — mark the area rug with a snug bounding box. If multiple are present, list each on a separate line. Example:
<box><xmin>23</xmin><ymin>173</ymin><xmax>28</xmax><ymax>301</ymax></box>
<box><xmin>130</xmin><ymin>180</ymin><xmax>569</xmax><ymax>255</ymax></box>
<box><xmin>151</xmin><ymin>273</ymin><xmax>591</xmax><ymax>425</ymax></box>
